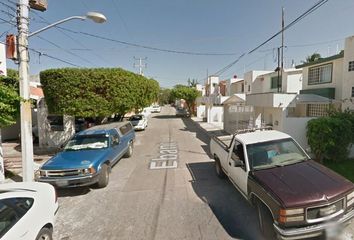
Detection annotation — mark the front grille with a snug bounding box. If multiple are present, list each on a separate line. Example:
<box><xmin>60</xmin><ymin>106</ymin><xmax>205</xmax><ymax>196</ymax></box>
<box><xmin>45</xmin><ymin>169</ymin><xmax>82</xmax><ymax>177</ymax></box>
<box><xmin>307</xmin><ymin>199</ymin><xmax>344</xmax><ymax>222</ymax></box>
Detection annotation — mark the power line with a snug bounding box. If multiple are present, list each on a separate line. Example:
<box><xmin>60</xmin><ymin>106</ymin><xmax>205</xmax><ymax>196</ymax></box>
<box><xmin>210</xmin><ymin>0</ymin><xmax>329</xmax><ymax>78</ymax></box>
<box><xmin>56</xmin><ymin>26</ymin><xmax>240</xmax><ymax>56</ymax></box>
<box><xmin>36</xmin><ymin>35</ymin><xmax>96</xmax><ymax>66</ymax></box>
<box><xmin>31</xmin><ymin>11</ymin><xmax>112</xmax><ymax>66</ymax></box>
<box><xmin>0</xmin><ymin>16</ymin><xmax>16</xmax><ymax>27</ymax></box>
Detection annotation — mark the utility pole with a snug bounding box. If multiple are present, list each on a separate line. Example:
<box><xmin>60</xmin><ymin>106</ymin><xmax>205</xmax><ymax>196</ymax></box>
<box><xmin>280</xmin><ymin>7</ymin><xmax>285</xmax><ymax>91</ymax></box>
<box><xmin>17</xmin><ymin>0</ymin><xmax>34</xmax><ymax>181</ymax></box>
<box><xmin>133</xmin><ymin>57</ymin><xmax>147</xmax><ymax>76</ymax></box>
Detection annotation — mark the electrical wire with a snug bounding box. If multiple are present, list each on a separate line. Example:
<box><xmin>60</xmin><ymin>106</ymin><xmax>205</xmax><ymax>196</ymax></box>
<box><xmin>56</xmin><ymin>26</ymin><xmax>240</xmax><ymax>56</ymax></box>
<box><xmin>209</xmin><ymin>0</ymin><xmax>329</xmax><ymax>78</ymax></box>
<box><xmin>0</xmin><ymin>16</ymin><xmax>16</xmax><ymax>27</ymax></box>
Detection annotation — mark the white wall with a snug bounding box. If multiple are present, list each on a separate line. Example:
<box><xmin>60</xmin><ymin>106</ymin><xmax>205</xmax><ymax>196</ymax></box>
<box><xmin>207</xmin><ymin>105</ymin><xmax>223</xmax><ymax>123</ymax></box>
<box><xmin>196</xmin><ymin>105</ymin><xmax>206</xmax><ymax>119</ymax></box>
<box><xmin>286</xmin><ymin>72</ymin><xmax>303</xmax><ymax>93</ymax></box>
<box><xmin>244</xmin><ymin>70</ymin><xmax>272</xmax><ymax>94</ymax></box>
<box><xmin>282</xmin><ymin>117</ymin><xmax>315</xmax><ymax>149</ymax></box>
<box><xmin>0</xmin><ymin>43</ymin><xmax>6</xmax><ymax>76</ymax></box>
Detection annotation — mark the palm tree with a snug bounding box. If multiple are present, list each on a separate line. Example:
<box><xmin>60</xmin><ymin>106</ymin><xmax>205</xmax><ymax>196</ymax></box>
<box><xmin>187</xmin><ymin>78</ymin><xmax>199</xmax><ymax>88</ymax></box>
<box><xmin>302</xmin><ymin>53</ymin><xmax>322</xmax><ymax>63</ymax></box>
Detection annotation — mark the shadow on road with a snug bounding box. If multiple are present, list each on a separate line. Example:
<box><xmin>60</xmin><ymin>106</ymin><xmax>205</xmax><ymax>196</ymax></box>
<box><xmin>152</xmin><ymin>115</ymin><xmax>180</xmax><ymax>119</ymax></box>
<box><xmin>186</xmin><ymin>162</ymin><xmax>264</xmax><ymax>240</ymax></box>
<box><xmin>57</xmin><ymin>187</ymin><xmax>91</xmax><ymax>197</ymax></box>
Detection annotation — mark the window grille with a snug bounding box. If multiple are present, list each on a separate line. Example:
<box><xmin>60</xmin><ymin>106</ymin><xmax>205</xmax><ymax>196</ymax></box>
<box><xmin>308</xmin><ymin>64</ymin><xmax>332</xmax><ymax>85</ymax></box>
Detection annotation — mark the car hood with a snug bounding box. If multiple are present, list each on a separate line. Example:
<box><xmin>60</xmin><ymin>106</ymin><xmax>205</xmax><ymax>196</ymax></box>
<box><xmin>252</xmin><ymin>160</ymin><xmax>354</xmax><ymax>208</ymax></box>
<box><xmin>41</xmin><ymin>149</ymin><xmax>109</xmax><ymax>170</ymax></box>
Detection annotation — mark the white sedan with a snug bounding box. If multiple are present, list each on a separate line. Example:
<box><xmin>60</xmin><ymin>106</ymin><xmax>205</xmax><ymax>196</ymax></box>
<box><xmin>129</xmin><ymin>114</ymin><xmax>148</xmax><ymax>130</ymax></box>
<box><xmin>0</xmin><ymin>182</ymin><xmax>58</xmax><ymax>240</ymax></box>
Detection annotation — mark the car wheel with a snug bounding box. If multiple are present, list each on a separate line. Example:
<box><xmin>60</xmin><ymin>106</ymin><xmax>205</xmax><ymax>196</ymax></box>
<box><xmin>97</xmin><ymin>164</ymin><xmax>110</xmax><ymax>188</ymax></box>
<box><xmin>36</xmin><ymin>227</ymin><xmax>53</xmax><ymax>240</ymax></box>
<box><xmin>124</xmin><ymin>142</ymin><xmax>134</xmax><ymax>158</ymax></box>
<box><xmin>215</xmin><ymin>158</ymin><xmax>225</xmax><ymax>178</ymax></box>
<box><xmin>257</xmin><ymin>201</ymin><xmax>276</xmax><ymax>240</ymax></box>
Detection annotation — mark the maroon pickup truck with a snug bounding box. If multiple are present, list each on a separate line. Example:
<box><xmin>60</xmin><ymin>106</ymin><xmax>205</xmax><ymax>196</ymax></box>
<box><xmin>210</xmin><ymin>128</ymin><xmax>354</xmax><ymax>239</ymax></box>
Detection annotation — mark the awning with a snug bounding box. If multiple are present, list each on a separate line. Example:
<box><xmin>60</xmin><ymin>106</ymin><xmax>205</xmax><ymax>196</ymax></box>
<box><xmin>222</xmin><ymin>94</ymin><xmax>246</xmax><ymax>105</ymax></box>
<box><xmin>293</xmin><ymin>94</ymin><xmax>339</xmax><ymax>104</ymax></box>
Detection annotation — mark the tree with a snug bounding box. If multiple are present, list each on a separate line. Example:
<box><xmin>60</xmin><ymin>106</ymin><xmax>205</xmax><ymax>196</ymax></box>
<box><xmin>40</xmin><ymin>68</ymin><xmax>159</xmax><ymax>119</ymax></box>
<box><xmin>0</xmin><ymin>73</ymin><xmax>20</xmax><ymax>181</ymax></box>
<box><xmin>170</xmin><ymin>85</ymin><xmax>200</xmax><ymax>116</ymax></box>
<box><xmin>302</xmin><ymin>53</ymin><xmax>322</xmax><ymax>64</ymax></box>
<box><xmin>187</xmin><ymin>78</ymin><xmax>199</xmax><ymax>87</ymax></box>
<box><xmin>158</xmin><ymin>88</ymin><xmax>172</xmax><ymax>105</ymax></box>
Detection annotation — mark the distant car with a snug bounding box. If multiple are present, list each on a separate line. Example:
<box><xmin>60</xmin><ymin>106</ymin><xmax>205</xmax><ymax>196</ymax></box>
<box><xmin>151</xmin><ymin>105</ymin><xmax>161</xmax><ymax>113</ymax></box>
<box><xmin>129</xmin><ymin>114</ymin><xmax>148</xmax><ymax>130</ymax></box>
<box><xmin>175</xmin><ymin>108</ymin><xmax>190</xmax><ymax>117</ymax></box>
<box><xmin>0</xmin><ymin>182</ymin><xmax>58</xmax><ymax>240</ymax></box>
<box><xmin>37</xmin><ymin>122</ymin><xmax>135</xmax><ymax>188</ymax></box>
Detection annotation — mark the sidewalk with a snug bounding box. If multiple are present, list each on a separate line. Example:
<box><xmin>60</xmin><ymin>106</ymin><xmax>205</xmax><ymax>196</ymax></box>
<box><xmin>190</xmin><ymin>117</ymin><xmax>227</xmax><ymax>137</ymax></box>
<box><xmin>2</xmin><ymin>141</ymin><xmax>54</xmax><ymax>175</ymax></box>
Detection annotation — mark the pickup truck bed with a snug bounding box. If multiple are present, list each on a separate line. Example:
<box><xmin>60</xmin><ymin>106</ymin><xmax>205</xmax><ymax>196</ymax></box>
<box><xmin>211</xmin><ymin>135</ymin><xmax>233</xmax><ymax>150</ymax></box>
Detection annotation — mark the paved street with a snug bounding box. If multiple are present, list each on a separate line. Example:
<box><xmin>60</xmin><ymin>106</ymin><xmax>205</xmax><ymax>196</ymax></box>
<box><xmin>53</xmin><ymin>106</ymin><xmax>263</xmax><ymax>240</ymax></box>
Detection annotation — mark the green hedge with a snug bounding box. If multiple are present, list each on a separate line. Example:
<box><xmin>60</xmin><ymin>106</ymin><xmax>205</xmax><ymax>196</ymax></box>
<box><xmin>40</xmin><ymin>68</ymin><xmax>159</xmax><ymax>117</ymax></box>
<box><xmin>307</xmin><ymin>110</ymin><xmax>354</xmax><ymax>162</ymax></box>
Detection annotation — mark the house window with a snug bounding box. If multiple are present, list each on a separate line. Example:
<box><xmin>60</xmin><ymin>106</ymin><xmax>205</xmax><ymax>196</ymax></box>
<box><xmin>308</xmin><ymin>64</ymin><xmax>332</xmax><ymax>85</ymax></box>
<box><xmin>241</xmin><ymin>83</ymin><xmax>244</xmax><ymax>92</ymax></box>
<box><xmin>248</xmin><ymin>85</ymin><xmax>250</xmax><ymax>92</ymax></box>
<box><xmin>271</xmin><ymin>76</ymin><xmax>281</xmax><ymax>89</ymax></box>
<box><xmin>352</xmin><ymin>87</ymin><xmax>354</xmax><ymax>97</ymax></box>
<box><xmin>307</xmin><ymin>104</ymin><xmax>329</xmax><ymax>117</ymax></box>
<box><xmin>349</xmin><ymin>61</ymin><xmax>354</xmax><ymax>72</ymax></box>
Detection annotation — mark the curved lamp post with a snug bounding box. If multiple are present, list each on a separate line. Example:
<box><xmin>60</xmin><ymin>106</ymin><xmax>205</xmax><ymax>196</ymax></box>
<box><xmin>18</xmin><ymin>6</ymin><xmax>107</xmax><ymax>182</ymax></box>
<box><xmin>29</xmin><ymin>12</ymin><xmax>107</xmax><ymax>37</ymax></box>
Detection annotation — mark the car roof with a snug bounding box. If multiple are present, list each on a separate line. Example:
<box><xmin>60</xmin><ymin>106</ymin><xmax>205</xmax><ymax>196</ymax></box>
<box><xmin>236</xmin><ymin>130</ymin><xmax>291</xmax><ymax>145</ymax></box>
<box><xmin>77</xmin><ymin>122</ymin><xmax>129</xmax><ymax>136</ymax></box>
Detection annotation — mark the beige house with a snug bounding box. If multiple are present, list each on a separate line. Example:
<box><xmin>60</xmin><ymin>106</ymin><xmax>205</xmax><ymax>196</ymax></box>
<box><xmin>296</xmin><ymin>35</ymin><xmax>354</xmax><ymax>112</ymax></box>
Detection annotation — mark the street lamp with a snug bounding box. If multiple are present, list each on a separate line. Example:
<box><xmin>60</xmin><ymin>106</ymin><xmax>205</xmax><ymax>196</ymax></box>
<box><xmin>29</xmin><ymin>12</ymin><xmax>107</xmax><ymax>37</ymax></box>
<box><xmin>18</xmin><ymin>0</ymin><xmax>107</xmax><ymax>182</ymax></box>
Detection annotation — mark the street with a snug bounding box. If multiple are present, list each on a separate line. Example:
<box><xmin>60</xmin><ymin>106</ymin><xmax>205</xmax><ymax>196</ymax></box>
<box><xmin>53</xmin><ymin>106</ymin><xmax>263</xmax><ymax>240</ymax></box>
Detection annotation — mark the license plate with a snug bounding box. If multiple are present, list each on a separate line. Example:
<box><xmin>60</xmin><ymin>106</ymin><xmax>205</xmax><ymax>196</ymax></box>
<box><xmin>56</xmin><ymin>180</ymin><xmax>69</xmax><ymax>187</ymax></box>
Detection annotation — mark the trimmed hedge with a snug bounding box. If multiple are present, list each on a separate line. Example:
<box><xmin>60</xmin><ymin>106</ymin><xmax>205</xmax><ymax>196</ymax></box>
<box><xmin>40</xmin><ymin>68</ymin><xmax>159</xmax><ymax>117</ymax></box>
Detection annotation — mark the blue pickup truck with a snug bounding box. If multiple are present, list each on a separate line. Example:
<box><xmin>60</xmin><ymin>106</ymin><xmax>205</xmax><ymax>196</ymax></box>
<box><xmin>37</xmin><ymin>122</ymin><xmax>135</xmax><ymax>188</ymax></box>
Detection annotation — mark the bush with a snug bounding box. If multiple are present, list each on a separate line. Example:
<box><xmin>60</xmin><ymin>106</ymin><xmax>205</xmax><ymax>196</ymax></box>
<box><xmin>307</xmin><ymin>111</ymin><xmax>353</xmax><ymax>162</ymax></box>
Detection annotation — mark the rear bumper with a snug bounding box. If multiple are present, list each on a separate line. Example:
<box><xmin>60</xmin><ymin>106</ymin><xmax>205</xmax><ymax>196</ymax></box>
<box><xmin>37</xmin><ymin>174</ymin><xmax>99</xmax><ymax>188</ymax></box>
<box><xmin>274</xmin><ymin>209</ymin><xmax>354</xmax><ymax>240</ymax></box>
<box><xmin>133</xmin><ymin>125</ymin><xmax>145</xmax><ymax>130</ymax></box>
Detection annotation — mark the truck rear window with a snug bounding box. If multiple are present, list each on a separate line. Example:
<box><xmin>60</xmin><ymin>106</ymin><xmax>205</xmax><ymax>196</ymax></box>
<box><xmin>64</xmin><ymin>135</ymin><xmax>109</xmax><ymax>150</ymax></box>
<box><xmin>247</xmin><ymin>138</ymin><xmax>309</xmax><ymax>170</ymax></box>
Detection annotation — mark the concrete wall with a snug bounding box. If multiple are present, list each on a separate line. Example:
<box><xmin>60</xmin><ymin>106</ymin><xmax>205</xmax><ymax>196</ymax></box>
<box><xmin>38</xmin><ymin>100</ymin><xmax>75</xmax><ymax>148</ymax></box>
<box><xmin>282</xmin><ymin>117</ymin><xmax>315</xmax><ymax>149</ymax></box>
<box><xmin>244</xmin><ymin>70</ymin><xmax>272</xmax><ymax>94</ymax></box>
<box><xmin>224</xmin><ymin>104</ymin><xmax>254</xmax><ymax>134</ymax></box>
<box><xmin>196</xmin><ymin>105</ymin><xmax>206</xmax><ymax>119</ymax></box>
<box><xmin>206</xmin><ymin>105</ymin><xmax>223</xmax><ymax>123</ymax></box>
<box><xmin>286</xmin><ymin>72</ymin><xmax>303</xmax><ymax>93</ymax></box>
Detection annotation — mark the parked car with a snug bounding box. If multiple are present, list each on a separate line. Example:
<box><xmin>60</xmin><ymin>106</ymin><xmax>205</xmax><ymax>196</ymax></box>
<box><xmin>210</xmin><ymin>127</ymin><xmax>354</xmax><ymax>240</ymax></box>
<box><xmin>0</xmin><ymin>182</ymin><xmax>58</xmax><ymax>240</ymax></box>
<box><xmin>175</xmin><ymin>107</ymin><xmax>190</xmax><ymax>117</ymax></box>
<box><xmin>37</xmin><ymin>122</ymin><xmax>135</xmax><ymax>188</ymax></box>
<box><xmin>129</xmin><ymin>114</ymin><xmax>148</xmax><ymax>131</ymax></box>
<box><xmin>151</xmin><ymin>105</ymin><xmax>161</xmax><ymax>113</ymax></box>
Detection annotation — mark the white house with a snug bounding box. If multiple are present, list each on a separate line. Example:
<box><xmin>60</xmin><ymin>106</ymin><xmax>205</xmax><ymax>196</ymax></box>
<box><xmin>296</xmin><ymin>35</ymin><xmax>354</xmax><ymax>112</ymax></box>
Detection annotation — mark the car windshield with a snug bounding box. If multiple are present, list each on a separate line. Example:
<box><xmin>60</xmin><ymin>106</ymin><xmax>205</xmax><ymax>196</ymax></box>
<box><xmin>130</xmin><ymin>115</ymin><xmax>143</xmax><ymax>121</ymax></box>
<box><xmin>64</xmin><ymin>135</ymin><xmax>109</xmax><ymax>151</ymax></box>
<box><xmin>247</xmin><ymin>138</ymin><xmax>309</xmax><ymax>171</ymax></box>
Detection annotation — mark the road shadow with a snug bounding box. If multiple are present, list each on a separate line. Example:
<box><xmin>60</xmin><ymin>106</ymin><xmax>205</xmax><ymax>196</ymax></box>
<box><xmin>186</xmin><ymin>161</ymin><xmax>264</xmax><ymax>240</ymax></box>
<box><xmin>57</xmin><ymin>187</ymin><xmax>91</xmax><ymax>197</ymax></box>
<box><xmin>152</xmin><ymin>115</ymin><xmax>180</xmax><ymax>119</ymax></box>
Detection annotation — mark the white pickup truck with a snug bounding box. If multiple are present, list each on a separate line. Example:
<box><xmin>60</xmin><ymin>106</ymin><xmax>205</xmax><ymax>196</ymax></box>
<box><xmin>210</xmin><ymin>128</ymin><xmax>354</xmax><ymax>240</ymax></box>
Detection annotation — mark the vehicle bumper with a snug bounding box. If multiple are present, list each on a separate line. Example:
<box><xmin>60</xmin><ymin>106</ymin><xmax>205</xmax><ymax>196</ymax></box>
<box><xmin>133</xmin><ymin>125</ymin><xmax>145</xmax><ymax>130</ymax></box>
<box><xmin>274</xmin><ymin>209</ymin><xmax>354</xmax><ymax>240</ymax></box>
<box><xmin>37</xmin><ymin>174</ymin><xmax>99</xmax><ymax>188</ymax></box>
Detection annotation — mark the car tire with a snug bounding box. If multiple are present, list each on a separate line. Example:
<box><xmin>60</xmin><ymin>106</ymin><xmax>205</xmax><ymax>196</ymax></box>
<box><xmin>35</xmin><ymin>227</ymin><xmax>53</xmax><ymax>240</ymax></box>
<box><xmin>124</xmin><ymin>142</ymin><xmax>134</xmax><ymax>158</ymax></box>
<box><xmin>257</xmin><ymin>201</ymin><xmax>276</xmax><ymax>240</ymax></box>
<box><xmin>97</xmin><ymin>164</ymin><xmax>110</xmax><ymax>188</ymax></box>
<box><xmin>215</xmin><ymin>157</ymin><xmax>225</xmax><ymax>178</ymax></box>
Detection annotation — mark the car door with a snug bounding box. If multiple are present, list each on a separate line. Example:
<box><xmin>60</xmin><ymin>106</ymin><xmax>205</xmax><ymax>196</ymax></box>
<box><xmin>227</xmin><ymin>140</ymin><xmax>249</xmax><ymax>197</ymax></box>
<box><xmin>110</xmin><ymin>131</ymin><xmax>122</xmax><ymax>163</ymax></box>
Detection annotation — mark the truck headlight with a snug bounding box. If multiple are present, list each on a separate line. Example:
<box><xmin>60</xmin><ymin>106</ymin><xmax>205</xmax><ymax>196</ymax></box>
<box><xmin>347</xmin><ymin>191</ymin><xmax>354</xmax><ymax>207</ymax></box>
<box><xmin>81</xmin><ymin>167</ymin><xmax>96</xmax><ymax>175</ymax></box>
<box><xmin>279</xmin><ymin>208</ymin><xmax>304</xmax><ymax>223</ymax></box>
<box><xmin>39</xmin><ymin>170</ymin><xmax>47</xmax><ymax>177</ymax></box>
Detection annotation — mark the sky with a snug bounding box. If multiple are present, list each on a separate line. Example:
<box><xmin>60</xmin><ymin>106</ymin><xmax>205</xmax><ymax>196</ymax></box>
<box><xmin>1</xmin><ymin>0</ymin><xmax>354</xmax><ymax>88</ymax></box>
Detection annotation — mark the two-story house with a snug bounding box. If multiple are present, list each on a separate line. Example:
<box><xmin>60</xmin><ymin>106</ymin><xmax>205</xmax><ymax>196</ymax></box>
<box><xmin>296</xmin><ymin>35</ymin><xmax>354</xmax><ymax>113</ymax></box>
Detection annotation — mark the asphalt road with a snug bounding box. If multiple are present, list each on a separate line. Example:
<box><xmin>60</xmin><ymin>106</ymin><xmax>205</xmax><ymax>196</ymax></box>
<box><xmin>53</xmin><ymin>106</ymin><xmax>353</xmax><ymax>240</ymax></box>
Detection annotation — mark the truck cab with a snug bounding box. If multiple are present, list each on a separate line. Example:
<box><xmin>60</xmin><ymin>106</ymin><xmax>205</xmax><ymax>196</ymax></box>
<box><xmin>210</xmin><ymin>128</ymin><xmax>354</xmax><ymax>239</ymax></box>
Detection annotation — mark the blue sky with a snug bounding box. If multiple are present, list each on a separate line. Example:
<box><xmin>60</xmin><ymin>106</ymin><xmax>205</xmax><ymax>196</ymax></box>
<box><xmin>1</xmin><ymin>0</ymin><xmax>354</xmax><ymax>87</ymax></box>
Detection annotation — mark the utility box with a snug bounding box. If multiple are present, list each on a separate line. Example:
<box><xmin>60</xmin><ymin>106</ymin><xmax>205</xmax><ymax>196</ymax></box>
<box><xmin>29</xmin><ymin>0</ymin><xmax>48</xmax><ymax>12</ymax></box>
